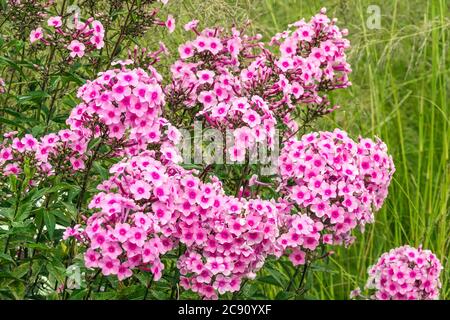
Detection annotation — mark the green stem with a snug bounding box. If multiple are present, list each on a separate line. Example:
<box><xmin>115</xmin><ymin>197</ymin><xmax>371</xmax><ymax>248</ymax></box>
<box><xmin>3</xmin><ymin>182</ymin><xmax>23</xmax><ymax>255</ymax></box>
<box><xmin>44</xmin><ymin>82</ymin><xmax>62</xmax><ymax>133</ymax></box>
<box><xmin>37</xmin><ymin>46</ymin><xmax>57</xmax><ymax>121</ymax></box>
<box><xmin>170</xmin><ymin>245</ymin><xmax>182</xmax><ymax>299</ymax></box>
<box><xmin>296</xmin><ymin>262</ymin><xmax>309</xmax><ymax>292</ymax></box>
<box><xmin>286</xmin><ymin>265</ymin><xmax>301</xmax><ymax>292</ymax></box>
<box><xmin>143</xmin><ymin>275</ymin><xmax>154</xmax><ymax>300</ymax></box>
<box><xmin>84</xmin><ymin>269</ymin><xmax>102</xmax><ymax>300</ymax></box>
<box><xmin>62</xmin><ymin>137</ymin><xmax>104</xmax><ymax>299</ymax></box>
<box><xmin>26</xmin><ymin>192</ymin><xmax>54</xmax><ymax>297</ymax></box>
<box><xmin>235</xmin><ymin>160</ymin><xmax>250</xmax><ymax>197</ymax></box>
<box><xmin>108</xmin><ymin>0</ymin><xmax>137</xmax><ymax>64</ymax></box>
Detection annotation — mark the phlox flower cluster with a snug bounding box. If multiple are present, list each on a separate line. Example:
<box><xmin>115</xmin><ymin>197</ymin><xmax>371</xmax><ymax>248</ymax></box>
<box><xmin>168</xmin><ymin>9</ymin><xmax>351</xmax><ymax>161</ymax></box>
<box><xmin>278</xmin><ymin>129</ymin><xmax>395</xmax><ymax>256</ymax></box>
<box><xmin>168</xmin><ymin>22</ymin><xmax>277</xmax><ymax>160</ymax></box>
<box><xmin>69</xmin><ymin>64</ymin><xmax>181</xmax><ymax>159</ymax></box>
<box><xmin>221</xmin><ymin>7</ymin><xmax>352</xmax><ymax>135</ymax></box>
<box><xmin>0</xmin><ymin>62</ymin><xmax>185</xmax><ymax>180</ymax></box>
<box><xmin>58</xmin><ymin>11</ymin><xmax>395</xmax><ymax>299</ymax></box>
<box><xmin>72</xmin><ymin>153</ymin><xmax>181</xmax><ymax>282</ymax></box>
<box><xmin>178</xmin><ymin>198</ymin><xmax>290</xmax><ymax>299</ymax></box>
<box><xmin>269</xmin><ymin>7</ymin><xmax>351</xmax><ymax>116</ymax></box>
<box><xmin>70</xmin><ymin>153</ymin><xmax>290</xmax><ymax>298</ymax></box>
<box><xmin>363</xmin><ymin>245</ymin><xmax>442</xmax><ymax>300</ymax></box>
<box><xmin>30</xmin><ymin>14</ymin><xmax>105</xmax><ymax>59</ymax></box>
<box><xmin>0</xmin><ymin>129</ymin><xmax>95</xmax><ymax>178</ymax></box>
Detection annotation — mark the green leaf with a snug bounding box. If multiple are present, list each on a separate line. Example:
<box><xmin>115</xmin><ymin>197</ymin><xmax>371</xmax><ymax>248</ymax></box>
<box><xmin>44</xmin><ymin>211</ymin><xmax>56</xmax><ymax>239</ymax></box>
<box><xmin>91</xmin><ymin>291</ymin><xmax>117</xmax><ymax>300</ymax></box>
<box><xmin>52</xmin><ymin>209</ymin><xmax>71</xmax><ymax>226</ymax></box>
<box><xmin>134</xmin><ymin>272</ymin><xmax>151</xmax><ymax>286</ymax></box>
<box><xmin>16</xmin><ymin>91</ymin><xmax>50</xmax><ymax>105</ymax></box>
<box><xmin>150</xmin><ymin>289</ymin><xmax>169</xmax><ymax>300</ymax></box>
<box><xmin>181</xmin><ymin>164</ymin><xmax>204</xmax><ymax>170</ymax></box>
<box><xmin>0</xmin><ymin>117</ymin><xmax>25</xmax><ymax>129</ymax></box>
<box><xmin>0</xmin><ymin>207</ymin><xmax>13</xmax><ymax>220</ymax></box>
<box><xmin>48</xmin><ymin>182</ymin><xmax>78</xmax><ymax>193</ymax></box>
<box><xmin>61</xmin><ymin>95</ymin><xmax>78</xmax><ymax>108</ymax></box>
<box><xmin>14</xmin><ymin>201</ymin><xmax>32</xmax><ymax>222</ymax></box>
<box><xmin>21</xmin><ymin>187</ymin><xmax>48</xmax><ymax>204</ymax></box>
<box><xmin>117</xmin><ymin>285</ymin><xmax>146</xmax><ymax>299</ymax></box>
<box><xmin>67</xmin><ymin>289</ymin><xmax>87</xmax><ymax>300</ymax></box>
<box><xmin>87</xmin><ymin>137</ymin><xmax>102</xmax><ymax>150</ymax></box>
<box><xmin>0</xmin><ymin>56</ymin><xmax>25</xmax><ymax>76</ymax></box>
<box><xmin>0</xmin><ymin>253</ymin><xmax>15</xmax><ymax>265</ymax></box>
<box><xmin>61</xmin><ymin>202</ymin><xmax>78</xmax><ymax>222</ymax></box>
<box><xmin>8</xmin><ymin>174</ymin><xmax>17</xmax><ymax>192</ymax></box>
<box><xmin>10</xmin><ymin>282</ymin><xmax>26</xmax><ymax>300</ymax></box>
<box><xmin>46</xmin><ymin>264</ymin><xmax>66</xmax><ymax>284</ymax></box>
<box><xmin>61</xmin><ymin>72</ymin><xmax>85</xmax><ymax>85</ymax></box>
<box><xmin>93</xmin><ymin>162</ymin><xmax>109</xmax><ymax>180</ymax></box>
<box><xmin>275</xmin><ymin>291</ymin><xmax>296</xmax><ymax>300</ymax></box>
<box><xmin>265</xmin><ymin>264</ymin><xmax>289</xmax><ymax>287</ymax></box>
<box><xmin>25</xmin><ymin>243</ymin><xmax>52</xmax><ymax>252</ymax></box>
<box><xmin>12</xmin><ymin>263</ymin><xmax>29</xmax><ymax>279</ymax></box>
<box><xmin>257</xmin><ymin>275</ymin><xmax>284</xmax><ymax>288</ymax></box>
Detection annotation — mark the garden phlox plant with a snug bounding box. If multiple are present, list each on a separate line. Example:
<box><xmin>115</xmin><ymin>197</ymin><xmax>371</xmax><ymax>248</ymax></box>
<box><xmin>69</xmin><ymin>63</ymin><xmax>181</xmax><ymax>160</ymax></box>
<box><xmin>67</xmin><ymin>151</ymin><xmax>292</xmax><ymax>298</ymax></box>
<box><xmin>277</xmin><ymin>128</ymin><xmax>395</xmax><ymax>262</ymax></box>
<box><xmin>352</xmin><ymin>245</ymin><xmax>443</xmax><ymax>300</ymax></box>
<box><xmin>0</xmin><ymin>3</ymin><xmax>444</xmax><ymax>301</ymax></box>
<box><xmin>167</xmin><ymin>7</ymin><xmax>351</xmax><ymax>162</ymax></box>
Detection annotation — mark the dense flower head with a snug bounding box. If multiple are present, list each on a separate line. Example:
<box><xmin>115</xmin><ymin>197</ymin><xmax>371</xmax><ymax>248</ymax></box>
<box><xmin>269</xmin><ymin>7</ymin><xmax>352</xmax><ymax>115</ymax></box>
<box><xmin>68</xmin><ymin>65</ymin><xmax>180</xmax><ymax>158</ymax></box>
<box><xmin>278</xmin><ymin>128</ymin><xmax>395</xmax><ymax>254</ymax></box>
<box><xmin>178</xmin><ymin>198</ymin><xmax>290</xmax><ymax>299</ymax></box>
<box><xmin>363</xmin><ymin>245</ymin><xmax>442</xmax><ymax>300</ymax></box>
<box><xmin>168</xmin><ymin>22</ymin><xmax>280</xmax><ymax>159</ymax></box>
<box><xmin>74</xmin><ymin>153</ymin><xmax>184</xmax><ymax>281</ymax></box>
<box><xmin>0</xmin><ymin>63</ymin><xmax>181</xmax><ymax>180</ymax></box>
<box><xmin>0</xmin><ymin>110</ymin><xmax>178</xmax><ymax>182</ymax></box>
<box><xmin>173</xmin><ymin>8</ymin><xmax>352</xmax><ymax>139</ymax></box>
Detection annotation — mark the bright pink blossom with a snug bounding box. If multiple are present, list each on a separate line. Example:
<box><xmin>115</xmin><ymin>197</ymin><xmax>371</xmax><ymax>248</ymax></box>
<box><xmin>362</xmin><ymin>245</ymin><xmax>442</xmax><ymax>300</ymax></box>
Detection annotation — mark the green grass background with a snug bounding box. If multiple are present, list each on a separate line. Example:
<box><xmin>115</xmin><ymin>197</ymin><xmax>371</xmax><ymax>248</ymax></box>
<box><xmin>159</xmin><ymin>0</ymin><xmax>449</xmax><ymax>299</ymax></box>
